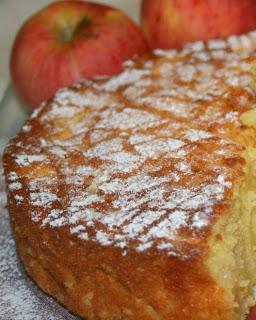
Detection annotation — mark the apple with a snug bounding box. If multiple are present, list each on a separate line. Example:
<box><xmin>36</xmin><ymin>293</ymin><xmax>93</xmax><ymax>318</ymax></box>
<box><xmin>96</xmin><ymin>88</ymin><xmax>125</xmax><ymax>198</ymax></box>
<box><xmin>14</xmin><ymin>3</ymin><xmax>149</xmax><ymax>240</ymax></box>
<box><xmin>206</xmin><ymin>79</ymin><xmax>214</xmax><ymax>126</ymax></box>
<box><xmin>11</xmin><ymin>0</ymin><xmax>148</xmax><ymax>110</ymax></box>
<box><xmin>141</xmin><ymin>0</ymin><xmax>256</xmax><ymax>49</ymax></box>
<box><xmin>248</xmin><ymin>306</ymin><xmax>256</xmax><ymax>320</ymax></box>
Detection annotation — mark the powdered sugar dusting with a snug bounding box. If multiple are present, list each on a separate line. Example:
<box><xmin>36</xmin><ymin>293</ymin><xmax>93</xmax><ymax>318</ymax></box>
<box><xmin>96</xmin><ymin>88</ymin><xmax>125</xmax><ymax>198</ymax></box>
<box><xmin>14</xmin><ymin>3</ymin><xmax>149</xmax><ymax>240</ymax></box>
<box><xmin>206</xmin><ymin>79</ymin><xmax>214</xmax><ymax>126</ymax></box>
<box><xmin>95</xmin><ymin>108</ymin><xmax>164</xmax><ymax>131</ymax></box>
<box><xmin>15</xmin><ymin>155</ymin><xmax>47</xmax><ymax>166</ymax></box>
<box><xmin>184</xmin><ymin>129</ymin><xmax>214</xmax><ymax>142</ymax></box>
<box><xmin>98</xmin><ymin>68</ymin><xmax>151</xmax><ymax>91</ymax></box>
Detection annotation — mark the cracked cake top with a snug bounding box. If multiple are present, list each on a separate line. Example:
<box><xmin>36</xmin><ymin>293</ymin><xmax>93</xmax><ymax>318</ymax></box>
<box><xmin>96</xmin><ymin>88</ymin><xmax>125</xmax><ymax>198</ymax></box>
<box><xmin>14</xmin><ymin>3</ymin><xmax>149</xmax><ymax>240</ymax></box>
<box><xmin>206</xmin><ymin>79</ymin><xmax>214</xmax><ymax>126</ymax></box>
<box><xmin>4</xmin><ymin>31</ymin><xmax>256</xmax><ymax>259</ymax></box>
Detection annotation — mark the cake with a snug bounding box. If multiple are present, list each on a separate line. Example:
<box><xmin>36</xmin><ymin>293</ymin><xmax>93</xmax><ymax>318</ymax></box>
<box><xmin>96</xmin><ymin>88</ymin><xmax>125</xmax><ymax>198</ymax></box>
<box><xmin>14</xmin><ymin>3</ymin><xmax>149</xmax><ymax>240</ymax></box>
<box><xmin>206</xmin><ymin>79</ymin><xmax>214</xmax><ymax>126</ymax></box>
<box><xmin>4</xmin><ymin>31</ymin><xmax>256</xmax><ymax>320</ymax></box>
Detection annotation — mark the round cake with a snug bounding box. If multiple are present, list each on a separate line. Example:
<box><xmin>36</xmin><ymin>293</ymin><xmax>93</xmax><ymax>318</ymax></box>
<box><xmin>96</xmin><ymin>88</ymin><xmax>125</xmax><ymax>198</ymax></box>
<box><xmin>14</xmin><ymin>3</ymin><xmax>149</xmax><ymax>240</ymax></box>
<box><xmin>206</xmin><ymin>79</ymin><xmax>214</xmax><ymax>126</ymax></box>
<box><xmin>4</xmin><ymin>31</ymin><xmax>256</xmax><ymax>319</ymax></box>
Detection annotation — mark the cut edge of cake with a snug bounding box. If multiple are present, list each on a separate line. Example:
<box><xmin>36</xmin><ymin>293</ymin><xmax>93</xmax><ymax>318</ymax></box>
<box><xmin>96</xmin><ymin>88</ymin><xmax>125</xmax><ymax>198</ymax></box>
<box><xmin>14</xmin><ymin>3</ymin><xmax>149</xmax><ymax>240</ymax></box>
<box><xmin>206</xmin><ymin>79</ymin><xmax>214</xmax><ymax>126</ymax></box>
<box><xmin>206</xmin><ymin>104</ymin><xmax>256</xmax><ymax>319</ymax></box>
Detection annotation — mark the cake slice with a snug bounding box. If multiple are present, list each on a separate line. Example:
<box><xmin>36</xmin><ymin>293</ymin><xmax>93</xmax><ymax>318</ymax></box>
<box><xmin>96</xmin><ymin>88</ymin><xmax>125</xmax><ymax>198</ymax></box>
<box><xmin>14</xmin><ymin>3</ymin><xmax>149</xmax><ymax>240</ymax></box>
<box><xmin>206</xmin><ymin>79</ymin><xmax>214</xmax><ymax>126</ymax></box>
<box><xmin>4</xmin><ymin>31</ymin><xmax>256</xmax><ymax>320</ymax></box>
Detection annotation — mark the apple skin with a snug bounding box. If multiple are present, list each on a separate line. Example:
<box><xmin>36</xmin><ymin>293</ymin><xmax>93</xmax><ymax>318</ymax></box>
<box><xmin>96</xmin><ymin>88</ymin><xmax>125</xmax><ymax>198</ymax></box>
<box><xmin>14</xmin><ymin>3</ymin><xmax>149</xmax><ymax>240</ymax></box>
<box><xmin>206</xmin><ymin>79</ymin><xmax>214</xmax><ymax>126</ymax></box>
<box><xmin>248</xmin><ymin>306</ymin><xmax>256</xmax><ymax>320</ymax></box>
<box><xmin>141</xmin><ymin>0</ymin><xmax>256</xmax><ymax>49</ymax></box>
<box><xmin>11</xmin><ymin>0</ymin><xmax>148</xmax><ymax>110</ymax></box>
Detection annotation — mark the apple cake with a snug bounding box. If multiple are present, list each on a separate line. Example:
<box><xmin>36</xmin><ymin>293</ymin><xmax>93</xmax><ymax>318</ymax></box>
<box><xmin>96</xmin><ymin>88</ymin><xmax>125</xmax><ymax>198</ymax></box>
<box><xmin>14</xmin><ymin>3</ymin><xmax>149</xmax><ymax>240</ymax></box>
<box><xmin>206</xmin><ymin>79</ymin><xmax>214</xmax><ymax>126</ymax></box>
<box><xmin>4</xmin><ymin>31</ymin><xmax>256</xmax><ymax>320</ymax></box>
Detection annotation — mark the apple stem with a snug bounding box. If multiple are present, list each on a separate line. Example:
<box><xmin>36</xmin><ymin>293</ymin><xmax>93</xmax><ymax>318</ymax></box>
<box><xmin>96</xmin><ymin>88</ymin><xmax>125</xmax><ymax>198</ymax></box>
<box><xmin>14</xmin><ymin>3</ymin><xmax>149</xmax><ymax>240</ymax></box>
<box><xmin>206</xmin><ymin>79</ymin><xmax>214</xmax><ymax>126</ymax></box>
<box><xmin>74</xmin><ymin>16</ymin><xmax>99</xmax><ymax>39</ymax></box>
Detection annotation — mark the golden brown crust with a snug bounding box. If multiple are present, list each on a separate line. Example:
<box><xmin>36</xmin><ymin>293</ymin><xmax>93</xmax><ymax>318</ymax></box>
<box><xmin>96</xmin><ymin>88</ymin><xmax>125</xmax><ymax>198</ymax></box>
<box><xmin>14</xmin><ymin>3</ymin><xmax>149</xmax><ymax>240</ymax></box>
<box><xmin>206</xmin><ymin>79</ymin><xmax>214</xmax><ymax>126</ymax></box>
<box><xmin>4</xmin><ymin>31</ymin><xmax>256</xmax><ymax>319</ymax></box>
<box><xmin>12</xmin><ymin>222</ymin><xmax>232</xmax><ymax>319</ymax></box>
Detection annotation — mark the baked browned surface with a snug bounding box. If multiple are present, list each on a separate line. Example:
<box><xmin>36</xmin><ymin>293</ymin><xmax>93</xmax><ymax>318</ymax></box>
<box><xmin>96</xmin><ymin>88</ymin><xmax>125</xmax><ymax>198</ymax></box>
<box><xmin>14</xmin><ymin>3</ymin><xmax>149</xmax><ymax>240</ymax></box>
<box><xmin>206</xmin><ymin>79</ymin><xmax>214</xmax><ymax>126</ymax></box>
<box><xmin>4</xmin><ymin>31</ymin><xmax>256</xmax><ymax>319</ymax></box>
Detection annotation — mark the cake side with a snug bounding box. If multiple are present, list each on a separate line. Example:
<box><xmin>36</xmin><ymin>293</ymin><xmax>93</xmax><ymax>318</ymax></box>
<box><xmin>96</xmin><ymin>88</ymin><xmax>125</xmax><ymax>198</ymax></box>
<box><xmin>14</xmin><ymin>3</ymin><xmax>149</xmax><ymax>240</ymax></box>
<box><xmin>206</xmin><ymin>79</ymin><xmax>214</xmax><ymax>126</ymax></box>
<box><xmin>206</xmin><ymin>145</ymin><xmax>256</xmax><ymax>318</ymax></box>
<box><xmin>4</xmin><ymin>31</ymin><xmax>256</xmax><ymax>319</ymax></box>
<box><xmin>3</xmin><ymin>159</ymin><xmax>256</xmax><ymax>320</ymax></box>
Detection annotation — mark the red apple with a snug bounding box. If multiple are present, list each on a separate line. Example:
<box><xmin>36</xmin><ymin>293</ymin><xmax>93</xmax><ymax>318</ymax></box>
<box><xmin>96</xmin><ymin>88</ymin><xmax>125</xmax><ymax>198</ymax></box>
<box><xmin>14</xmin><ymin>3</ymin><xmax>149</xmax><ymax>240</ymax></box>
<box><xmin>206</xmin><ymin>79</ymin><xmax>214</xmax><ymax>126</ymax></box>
<box><xmin>248</xmin><ymin>306</ymin><xmax>256</xmax><ymax>320</ymax></box>
<box><xmin>141</xmin><ymin>0</ymin><xmax>256</xmax><ymax>49</ymax></box>
<box><xmin>11</xmin><ymin>0</ymin><xmax>148</xmax><ymax>110</ymax></box>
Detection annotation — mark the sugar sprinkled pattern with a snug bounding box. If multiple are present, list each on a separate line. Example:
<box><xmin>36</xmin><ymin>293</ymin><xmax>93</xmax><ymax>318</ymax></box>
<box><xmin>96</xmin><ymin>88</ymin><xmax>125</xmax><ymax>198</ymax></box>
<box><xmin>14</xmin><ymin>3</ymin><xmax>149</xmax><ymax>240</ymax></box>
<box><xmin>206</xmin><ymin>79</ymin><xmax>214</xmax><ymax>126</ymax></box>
<box><xmin>4</xmin><ymin>31</ymin><xmax>256</xmax><ymax>258</ymax></box>
<box><xmin>15</xmin><ymin>155</ymin><xmax>47</xmax><ymax>166</ymax></box>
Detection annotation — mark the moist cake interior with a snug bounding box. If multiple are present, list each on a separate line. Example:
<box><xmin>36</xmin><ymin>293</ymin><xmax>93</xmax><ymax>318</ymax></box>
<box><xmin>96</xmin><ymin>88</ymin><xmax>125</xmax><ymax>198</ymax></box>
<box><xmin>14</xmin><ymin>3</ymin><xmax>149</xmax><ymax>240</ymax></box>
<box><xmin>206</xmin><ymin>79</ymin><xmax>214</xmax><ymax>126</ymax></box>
<box><xmin>207</xmin><ymin>141</ymin><xmax>256</xmax><ymax>319</ymax></box>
